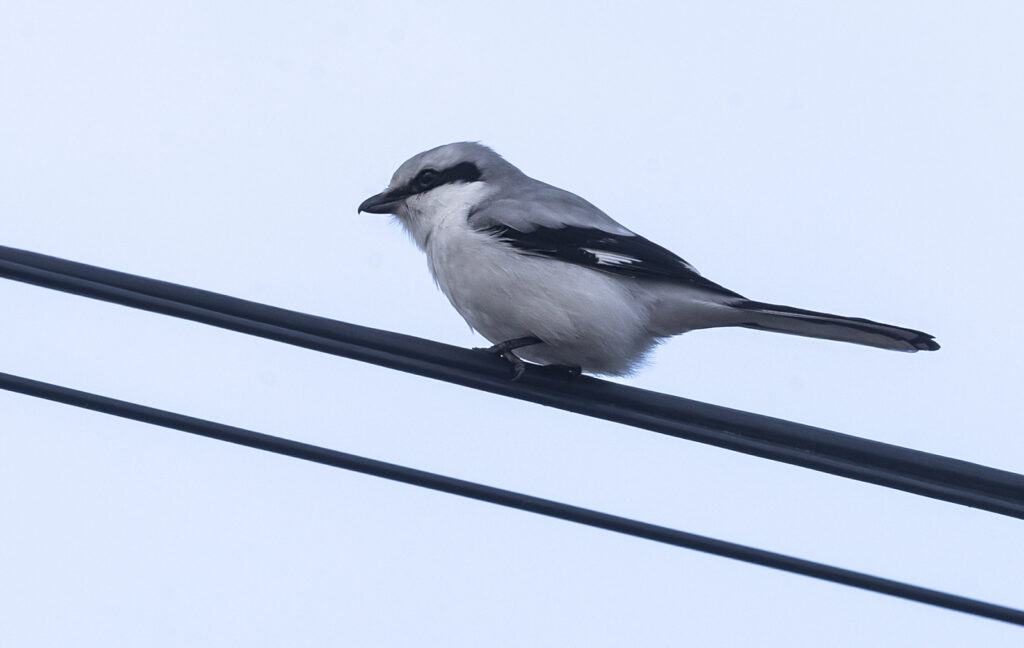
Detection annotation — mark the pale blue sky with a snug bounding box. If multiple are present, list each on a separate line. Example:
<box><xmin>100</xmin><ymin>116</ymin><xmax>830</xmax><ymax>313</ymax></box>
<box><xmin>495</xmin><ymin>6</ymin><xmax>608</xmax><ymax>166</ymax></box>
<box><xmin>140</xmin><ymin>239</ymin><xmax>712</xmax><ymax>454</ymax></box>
<box><xmin>2</xmin><ymin>2</ymin><xmax>1023</xmax><ymax>645</ymax></box>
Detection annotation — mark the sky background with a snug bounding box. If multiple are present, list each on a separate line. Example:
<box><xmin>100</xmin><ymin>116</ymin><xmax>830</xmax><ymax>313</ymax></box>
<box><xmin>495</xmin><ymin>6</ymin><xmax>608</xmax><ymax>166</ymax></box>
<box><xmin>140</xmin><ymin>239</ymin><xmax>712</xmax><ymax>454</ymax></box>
<box><xmin>2</xmin><ymin>1</ymin><xmax>1023</xmax><ymax>645</ymax></box>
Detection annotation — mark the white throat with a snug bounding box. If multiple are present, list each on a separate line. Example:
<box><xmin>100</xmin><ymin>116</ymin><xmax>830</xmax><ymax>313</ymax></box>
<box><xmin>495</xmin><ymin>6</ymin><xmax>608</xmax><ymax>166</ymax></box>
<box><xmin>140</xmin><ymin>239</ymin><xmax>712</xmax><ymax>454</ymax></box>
<box><xmin>395</xmin><ymin>181</ymin><xmax>494</xmax><ymax>250</ymax></box>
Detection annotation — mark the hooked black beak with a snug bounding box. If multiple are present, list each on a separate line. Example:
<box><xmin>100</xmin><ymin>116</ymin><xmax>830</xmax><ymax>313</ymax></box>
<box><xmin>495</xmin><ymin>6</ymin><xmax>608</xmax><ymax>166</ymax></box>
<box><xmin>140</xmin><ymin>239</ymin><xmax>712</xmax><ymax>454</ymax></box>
<box><xmin>358</xmin><ymin>190</ymin><xmax>406</xmax><ymax>214</ymax></box>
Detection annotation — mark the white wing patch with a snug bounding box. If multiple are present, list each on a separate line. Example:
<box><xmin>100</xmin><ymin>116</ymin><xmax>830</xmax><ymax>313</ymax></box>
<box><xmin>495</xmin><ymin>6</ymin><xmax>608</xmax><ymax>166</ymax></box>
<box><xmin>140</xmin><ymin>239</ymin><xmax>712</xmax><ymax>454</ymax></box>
<box><xmin>583</xmin><ymin>249</ymin><xmax>640</xmax><ymax>266</ymax></box>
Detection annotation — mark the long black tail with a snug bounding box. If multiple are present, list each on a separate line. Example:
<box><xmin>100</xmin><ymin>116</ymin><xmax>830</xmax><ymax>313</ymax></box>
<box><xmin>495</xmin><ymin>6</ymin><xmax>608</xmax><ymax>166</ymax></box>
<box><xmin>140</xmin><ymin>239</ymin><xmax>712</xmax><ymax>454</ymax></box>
<box><xmin>731</xmin><ymin>300</ymin><xmax>939</xmax><ymax>352</ymax></box>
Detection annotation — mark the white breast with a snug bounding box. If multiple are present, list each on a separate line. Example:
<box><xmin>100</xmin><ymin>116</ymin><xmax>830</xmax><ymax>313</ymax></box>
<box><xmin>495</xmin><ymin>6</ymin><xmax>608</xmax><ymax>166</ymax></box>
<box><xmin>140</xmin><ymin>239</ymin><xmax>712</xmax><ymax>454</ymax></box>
<box><xmin>395</xmin><ymin>183</ymin><xmax>659</xmax><ymax>374</ymax></box>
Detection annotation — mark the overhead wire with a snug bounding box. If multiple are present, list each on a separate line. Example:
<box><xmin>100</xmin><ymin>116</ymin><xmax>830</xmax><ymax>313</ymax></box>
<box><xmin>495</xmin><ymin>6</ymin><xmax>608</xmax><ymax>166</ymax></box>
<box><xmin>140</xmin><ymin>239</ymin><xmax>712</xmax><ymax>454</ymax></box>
<box><xmin>2</xmin><ymin>244</ymin><xmax>1023</xmax><ymax>518</ymax></box>
<box><xmin>2</xmin><ymin>370</ymin><xmax>1022</xmax><ymax>627</ymax></box>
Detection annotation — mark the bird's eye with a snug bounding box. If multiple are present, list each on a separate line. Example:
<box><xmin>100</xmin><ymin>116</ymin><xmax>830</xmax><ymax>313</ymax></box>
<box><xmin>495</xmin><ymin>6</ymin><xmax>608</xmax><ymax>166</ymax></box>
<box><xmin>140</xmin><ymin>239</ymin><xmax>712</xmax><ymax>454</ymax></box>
<box><xmin>415</xmin><ymin>168</ymin><xmax>440</xmax><ymax>191</ymax></box>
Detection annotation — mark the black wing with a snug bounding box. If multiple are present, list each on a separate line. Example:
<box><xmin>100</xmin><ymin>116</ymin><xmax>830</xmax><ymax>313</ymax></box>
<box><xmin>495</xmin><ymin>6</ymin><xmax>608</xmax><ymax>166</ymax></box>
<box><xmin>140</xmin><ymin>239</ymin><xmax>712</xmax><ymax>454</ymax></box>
<box><xmin>484</xmin><ymin>225</ymin><xmax>741</xmax><ymax>297</ymax></box>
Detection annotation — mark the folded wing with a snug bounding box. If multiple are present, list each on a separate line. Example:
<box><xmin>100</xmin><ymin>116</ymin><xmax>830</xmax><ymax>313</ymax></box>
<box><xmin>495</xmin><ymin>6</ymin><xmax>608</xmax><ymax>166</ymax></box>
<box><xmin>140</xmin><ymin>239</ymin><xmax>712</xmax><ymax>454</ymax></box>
<box><xmin>467</xmin><ymin>180</ymin><xmax>742</xmax><ymax>297</ymax></box>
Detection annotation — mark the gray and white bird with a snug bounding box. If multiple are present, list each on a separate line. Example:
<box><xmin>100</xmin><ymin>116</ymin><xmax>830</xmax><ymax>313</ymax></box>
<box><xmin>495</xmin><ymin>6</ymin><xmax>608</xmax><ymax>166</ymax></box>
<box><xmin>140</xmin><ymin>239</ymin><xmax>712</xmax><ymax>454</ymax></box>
<box><xmin>359</xmin><ymin>142</ymin><xmax>938</xmax><ymax>378</ymax></box>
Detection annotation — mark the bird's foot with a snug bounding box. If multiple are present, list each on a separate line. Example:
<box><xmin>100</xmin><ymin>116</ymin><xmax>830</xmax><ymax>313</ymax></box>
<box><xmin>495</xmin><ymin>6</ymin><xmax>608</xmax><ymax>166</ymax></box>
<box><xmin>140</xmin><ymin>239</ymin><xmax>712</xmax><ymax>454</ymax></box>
<box><xmin>474</xmin><ymin>336</ymin><xmax>542</xmax><ymax>381</ymax></box>
<box><xmin>475</xmin><ymin>336</ymin><xmax>543</xmax><ymax>355</ymax></box>
<box><xmin>502</xmin><ymin>351</ymin><xmax>527</xmax><ymax>381</ymax></box>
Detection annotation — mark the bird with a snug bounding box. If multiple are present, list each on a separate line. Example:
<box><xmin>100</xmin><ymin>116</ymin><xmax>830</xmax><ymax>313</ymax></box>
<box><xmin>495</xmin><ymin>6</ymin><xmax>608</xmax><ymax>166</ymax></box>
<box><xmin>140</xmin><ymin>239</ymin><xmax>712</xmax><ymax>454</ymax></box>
<box><xmin>358</xmin><ymin>142</ymin><xmax>938</xmax><ymax>379</ymax></box>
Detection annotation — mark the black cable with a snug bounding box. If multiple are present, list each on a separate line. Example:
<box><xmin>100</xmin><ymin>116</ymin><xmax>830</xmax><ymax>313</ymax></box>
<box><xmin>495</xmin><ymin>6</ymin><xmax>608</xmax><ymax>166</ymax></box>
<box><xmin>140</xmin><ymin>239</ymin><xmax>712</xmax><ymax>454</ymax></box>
<box><xmin>2</xmin><ymin>371</ymin><xmax>1022</xmax><ymax>627</ymax></box>
<box><xmin>2</xmin><ymin>244</ymin><xmax>1024</xmax><ymax>519</ymax></box>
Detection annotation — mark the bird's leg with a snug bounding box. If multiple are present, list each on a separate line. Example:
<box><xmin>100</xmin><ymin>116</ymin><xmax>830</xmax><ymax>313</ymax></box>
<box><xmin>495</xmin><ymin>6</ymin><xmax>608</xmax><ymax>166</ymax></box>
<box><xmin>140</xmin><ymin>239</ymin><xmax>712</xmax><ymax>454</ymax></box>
<box><xmin>477</xmin><ymin>336</ymin><xmax>543</xmax><ymax>355</ymax></box>
<box><xmin>501</xmin><ymin>350</ymin><xmax>528</xmax><ymax>381</ymax></box>
<box><xmin>475</xmin><ymin>336</ymin><xmax>542</xmax><ymax>381</ymax></box>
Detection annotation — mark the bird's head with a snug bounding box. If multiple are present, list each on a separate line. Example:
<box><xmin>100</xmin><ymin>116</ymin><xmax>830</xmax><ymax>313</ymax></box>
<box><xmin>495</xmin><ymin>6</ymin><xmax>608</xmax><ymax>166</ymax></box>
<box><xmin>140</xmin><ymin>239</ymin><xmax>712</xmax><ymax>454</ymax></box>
<box><xmin>358</xmin><ymin>142</ymin><xmax>519</xmax><ymax>223</ymax></box>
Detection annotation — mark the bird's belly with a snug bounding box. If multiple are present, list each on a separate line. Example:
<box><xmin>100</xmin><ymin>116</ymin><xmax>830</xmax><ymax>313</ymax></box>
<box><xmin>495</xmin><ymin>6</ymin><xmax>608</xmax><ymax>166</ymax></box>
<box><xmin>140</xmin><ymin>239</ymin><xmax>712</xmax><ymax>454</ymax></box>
<box><xmin>425</xmin><ymin>228</ymin><xmax>657</xmax><ymax>375</ymax></box>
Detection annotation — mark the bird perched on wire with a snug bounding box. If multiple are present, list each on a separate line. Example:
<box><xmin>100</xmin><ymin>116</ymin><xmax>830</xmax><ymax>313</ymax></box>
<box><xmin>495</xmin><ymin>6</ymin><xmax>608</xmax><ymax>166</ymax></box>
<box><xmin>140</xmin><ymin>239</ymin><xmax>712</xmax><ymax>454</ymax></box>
<box><xmin>359</xmin><ymin>142</ymin><xmax>938</xmax><ymax>379</ymax></box>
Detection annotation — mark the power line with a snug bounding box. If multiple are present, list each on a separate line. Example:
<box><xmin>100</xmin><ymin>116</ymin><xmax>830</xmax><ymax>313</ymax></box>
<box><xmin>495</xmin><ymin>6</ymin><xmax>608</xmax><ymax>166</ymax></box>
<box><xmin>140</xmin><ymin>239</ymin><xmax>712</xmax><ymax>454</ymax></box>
<box><xmin>2</xmin><ymin>244</ymin><xmax>1023</xmax><ymax>518</ymax></box>
<box><xmin>2</xmin><ymin>370</ymin><xmax>1022</xmax><ymax>627</ymax></box>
